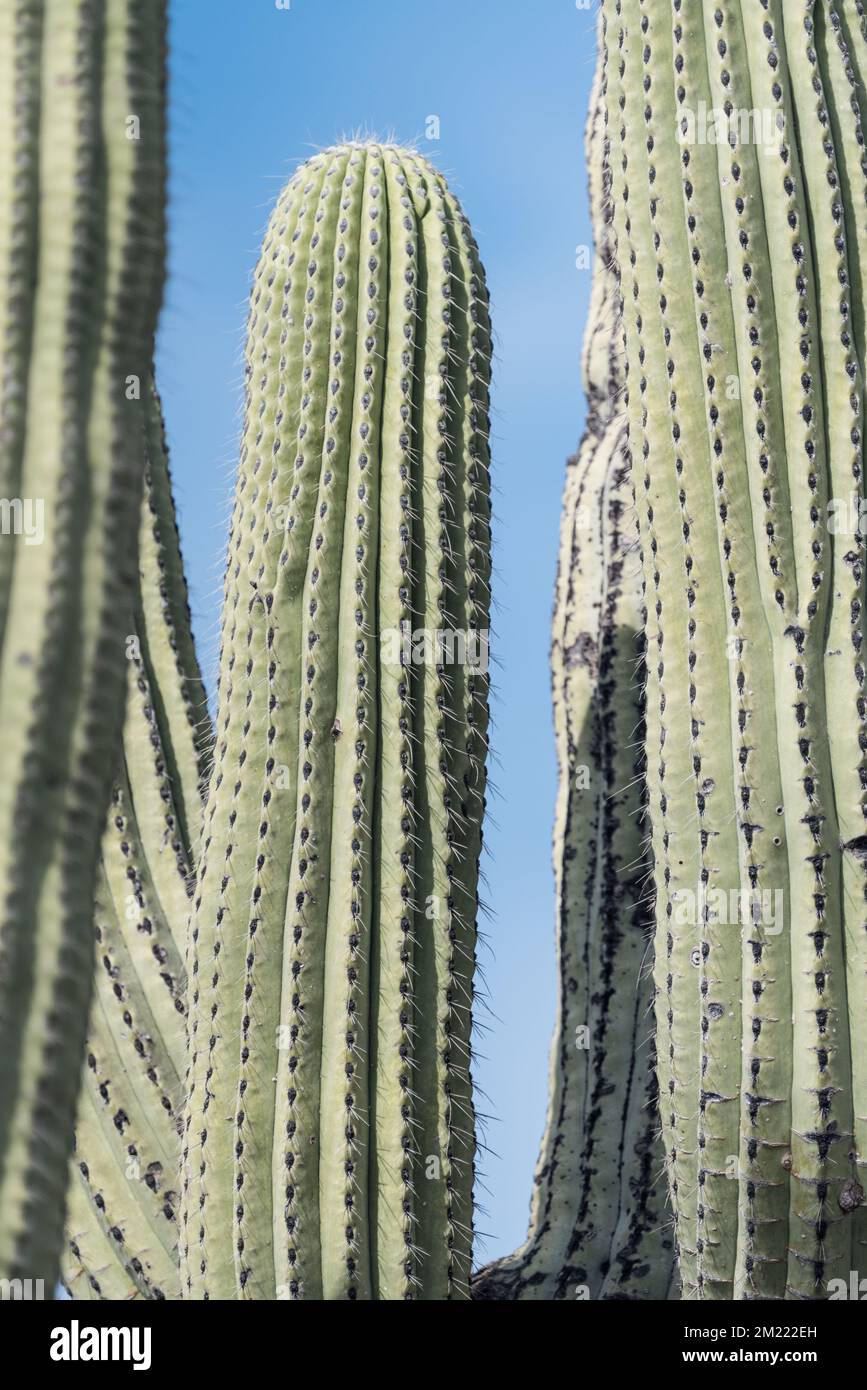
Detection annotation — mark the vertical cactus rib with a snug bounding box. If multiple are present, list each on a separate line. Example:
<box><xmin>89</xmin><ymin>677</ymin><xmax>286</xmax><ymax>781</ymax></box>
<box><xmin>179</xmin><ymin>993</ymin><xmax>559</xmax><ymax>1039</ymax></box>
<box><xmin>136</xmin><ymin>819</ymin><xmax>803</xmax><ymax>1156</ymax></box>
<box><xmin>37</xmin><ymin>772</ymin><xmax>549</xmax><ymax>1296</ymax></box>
<box><xmin>262</xmin><ymin>159</ymin><xmax>334</xmax><ymax>1301</ymax></box>
<box><xmin>403</xmin><ymin>156</ymin><xmax>464</xmax><ymax>1302</ymax></box>
<box><xmin>597</xmin><ymin>0</ymin><xmax>867</xmax><ymax>1297</ymax></box>
<box><xmin>369</xmin><ymin>151</ymin><xmax>424</xmax><ymax>1302</ymax></box>
<box><xmin>734</xmin><ymin>0</ymin><xmax>854</xmax><ymax>1298</ymax></box>
<box><xmin>820</xmin><ymin>4</ymin><xmax>867</xmax><ymax>380</ymax></box>
<box><xmin>403</xmin><ymin>151</ymin><xmax>478</xmax><ymax>1302</ymax></box>
<box><xmin>229</xmin><ymin>146</ymin><xmax>349</xmax><ymax>1302</ymax></box>
<box><xmin>777</xmin><ymin>0</ymin><xmax>862</xmax><ymax>1294</ymax></box>
<box><xmin>316</xmin><ymin>147</ymin><xmax>377</xmax><ymax>1302</ymax></box>
<box><xmin>0</xmin><ymin>0</ymin><xmax>167</xmax><ymax>1286</ymax></box>
<box><xmin>683</xmin><ymin>0</ymin><xmax>792</xmax><ymax>1301</ymax></box>
<box><xmin>629</xmin><ymin>0</ymin><xmax>743</xmax><ymax>1298</ymax></box>
<box><xmin>60</xmin><ymin>379</ymin><xmax>209</xmax><ymax>1300</ymax></box>
<box><xmin>0</xmin><ymin>0</ymin><xmax>40</xmax><ymax>653</ymax></box>
<box><xmin>820</xmin><ymin>0</ymin><xmax>867</xmax><ymax>1268</ymax></box>
<box><xmin>603</xmin><ymin>0</ymin><xmax>703</xmax><ymax>1293</ymax></box>
<box><xmin>438</xmin><ymin>171</ymin><xmax>492</xmax><ymax>1301</ymax></box>
<box><xmin>181</xmin><ymin>142</ymin><xmax>491</xmax><ymax>1300</ymax></box>
<box><xmin>474</xmin><ymin>32</ymin><xmax>673</xmax><ymax>1301</ymax></box>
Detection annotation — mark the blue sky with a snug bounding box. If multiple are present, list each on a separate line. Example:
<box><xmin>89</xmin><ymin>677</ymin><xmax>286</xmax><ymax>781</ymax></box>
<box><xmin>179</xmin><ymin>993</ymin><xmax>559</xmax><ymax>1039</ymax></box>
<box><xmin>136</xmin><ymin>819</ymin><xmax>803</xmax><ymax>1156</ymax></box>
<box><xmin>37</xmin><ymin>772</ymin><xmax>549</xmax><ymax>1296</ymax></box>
<box><xmin>157</xmin><ymin>0</ymin><xmax>598</xmax><ymax>1264</ymax></box>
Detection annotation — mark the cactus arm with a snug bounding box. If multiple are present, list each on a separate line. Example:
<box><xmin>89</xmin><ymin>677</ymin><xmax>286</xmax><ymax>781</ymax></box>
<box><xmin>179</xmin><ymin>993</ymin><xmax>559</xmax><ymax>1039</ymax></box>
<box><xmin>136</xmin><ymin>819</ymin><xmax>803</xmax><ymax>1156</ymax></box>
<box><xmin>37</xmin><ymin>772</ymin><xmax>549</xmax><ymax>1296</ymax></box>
<box><xmin>0</xmin><ymin>0</ymin><xmax>167</xmax><ymax>1285</ymax></box>
<box><xmin>182</xmin><ymin>144</ymin><xmax>490</xmax><ymax>1300</ymax></box>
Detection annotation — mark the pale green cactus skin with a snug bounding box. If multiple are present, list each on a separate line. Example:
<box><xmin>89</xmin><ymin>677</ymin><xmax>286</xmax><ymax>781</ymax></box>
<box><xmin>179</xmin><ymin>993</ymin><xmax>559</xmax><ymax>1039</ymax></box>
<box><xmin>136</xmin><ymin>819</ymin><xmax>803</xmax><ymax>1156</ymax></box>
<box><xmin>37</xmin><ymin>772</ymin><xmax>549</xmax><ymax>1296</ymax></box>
<box><xmin>180</xmin><ymin>143</ymin><xmax>492</xmax><ymax>1301</ymax></box>
<box><xmin>0</xmin><ymin>0</ymin><xmax>167</xmax><ymax>1286</ymax></box>
<box><xmin>602</xmin><ymin>0</ymin><xmax>867</xmax><ymax>1298</ymax></box>
<box><xmin>61</xmin><ymin>381</ymin><xmax>209</xmax><ymax>1301</ymax></box>
<box><xmin>475</xmin><ymin>46</ymin><xmax>674</xmax><ymax>1302</ymax></box>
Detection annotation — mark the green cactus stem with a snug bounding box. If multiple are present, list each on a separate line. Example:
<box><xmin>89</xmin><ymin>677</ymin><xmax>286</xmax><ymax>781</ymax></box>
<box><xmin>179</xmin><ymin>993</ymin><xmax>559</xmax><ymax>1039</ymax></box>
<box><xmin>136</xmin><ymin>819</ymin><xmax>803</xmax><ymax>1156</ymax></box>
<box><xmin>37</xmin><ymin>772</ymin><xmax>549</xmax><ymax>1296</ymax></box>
<box><xmin>0</xmin><ymin>0</ymin><xmax>167</xmax><ymax>1286</ymax></box>
<box><xmin>61</xmin><ymin>380</ymin><xmax>210</xmax><ymax>1301</ymax></box>
<box><xmin>601</xmin><ymin>0</ymin><xmax>867</xmax><ymax>1298</ymax></box>
<box><xmin>474</xmin><ymin>46</ymin><xmax>674</xmax><ymax>1301</ymax></box>
<box><xmin>180</xmin><ymin>141</ymin><xmax>492</xmax><ymax>1302</ymax></box>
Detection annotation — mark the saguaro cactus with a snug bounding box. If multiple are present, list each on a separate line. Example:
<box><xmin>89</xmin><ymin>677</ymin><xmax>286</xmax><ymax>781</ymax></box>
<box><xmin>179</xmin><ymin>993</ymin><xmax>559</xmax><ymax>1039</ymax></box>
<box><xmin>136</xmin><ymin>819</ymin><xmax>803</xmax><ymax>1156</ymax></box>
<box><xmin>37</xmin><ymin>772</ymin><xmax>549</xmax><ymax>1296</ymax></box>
<box><xmin>180</xmin><ymin>142</ymin><xmax>492</xmax><ymax>1301</ymax></box>
<box><xmin>62</xmin><ymin>382</ymin><xmax>209</xmax><ymax>1301</ymax></box>
<box><xmin>475</xmin><ymin>44</ymin><xmax>673</xmax><ymax>1302</ymax></box>
<box><xmin>601</xmin><ymin>0</ymin><xmax>867</xmax><ymax>1297</ymax></box>
<box><xmin>0</xmin><ymin>0</ymin><xmax>167</xmax><ymax>1285</ymax></box>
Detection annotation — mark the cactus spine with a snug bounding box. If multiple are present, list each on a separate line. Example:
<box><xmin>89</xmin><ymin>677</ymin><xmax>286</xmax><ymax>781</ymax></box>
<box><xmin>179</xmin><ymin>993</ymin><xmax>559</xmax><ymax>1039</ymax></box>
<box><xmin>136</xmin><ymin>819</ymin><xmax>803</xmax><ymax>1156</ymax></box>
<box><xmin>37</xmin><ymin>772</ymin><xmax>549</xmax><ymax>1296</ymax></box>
<box><xmin>475</xmin><ymin>40</ymin><xmax>673</xmax><ymax>1301</ymax></box>
<box><xmin>62</xmin><ymin>381</ymin><xmax>209</xmax><ymax>1301</ymax></box>
<box><xmin>0</xmin><ymin>0</ymin><xmax>167</xmax><ymax>1285</ymax></box>
<box><xmin>601</xmin><ymin>0</ymin><xmax>867</xmax><ymax>1297</ymax></box>
<box><xmin>180</xmin><ymin>142</ymin><xmax>492</xmax><ymax>1301</ymax></box>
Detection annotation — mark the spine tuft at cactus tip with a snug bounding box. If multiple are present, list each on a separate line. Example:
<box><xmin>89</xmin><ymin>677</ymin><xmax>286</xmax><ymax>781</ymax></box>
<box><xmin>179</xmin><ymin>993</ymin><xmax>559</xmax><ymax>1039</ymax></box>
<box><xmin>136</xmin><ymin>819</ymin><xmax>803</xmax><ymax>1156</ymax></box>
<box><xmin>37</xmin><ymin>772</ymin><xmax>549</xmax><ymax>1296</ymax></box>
<box><xmin>474</xmin><ymin>27</ymin><xmax>674</xmax><ymax>1302</ymax></box>
<box><xmin>180</xmin><ymin>141</ymin><xmax>493</xmax><ymax>1301</ymax></box>
<box><xmin>61</xmin><ymin>379</ymin><xmax>211</xmax><ymax>1301</ymax></box>
<box><xmin>601</xmin><ymin>0</ymin><xmax>867</xmax><ymax>1298</ymax></box>
<box><xmin>0</xmin><ymin>0</ymin><xmax>168</xmax><ymax>1287</ymax></box>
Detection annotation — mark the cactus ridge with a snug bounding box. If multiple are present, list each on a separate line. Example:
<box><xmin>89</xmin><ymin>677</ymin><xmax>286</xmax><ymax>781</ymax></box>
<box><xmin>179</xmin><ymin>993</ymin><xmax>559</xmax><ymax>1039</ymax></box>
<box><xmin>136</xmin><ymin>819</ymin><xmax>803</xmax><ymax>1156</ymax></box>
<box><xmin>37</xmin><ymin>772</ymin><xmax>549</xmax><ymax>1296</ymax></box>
<box><xmin>179</xmin><ymin>141</ymin><xmax>492</xmax><ymax>1302</ymax></box>
<box><xmin>0</xmin><ymin>0</ymin><xmax>167</xmax><ymax>1285</ymax></box>
<box><xmin>602</xmin><ymin>0</ymin><xmax>867</xmax><ymax>1299</ymax></box>
<box><xmin>62</xmin><ymin>379</ymin><xmax>209</xmax><ymax>1301</ymax></box>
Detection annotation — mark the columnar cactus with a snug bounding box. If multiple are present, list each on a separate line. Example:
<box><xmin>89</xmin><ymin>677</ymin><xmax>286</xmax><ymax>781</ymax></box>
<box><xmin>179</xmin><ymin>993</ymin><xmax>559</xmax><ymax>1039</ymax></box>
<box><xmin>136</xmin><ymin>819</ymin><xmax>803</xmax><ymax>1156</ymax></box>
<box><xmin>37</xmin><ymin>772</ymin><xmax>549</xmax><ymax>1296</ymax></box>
<box><xmin>0</xmin><ymin>0</ymin><xmax>167</xmax><ymax>1285</ymax></box>
<box><xmin>180</xmin><ymin>142</ymin><xmax>492</xmax><ymax>1301</ymax></box>
<box><xmin>62</xmin><ymin>381</ymin><xmax>209</xmax><ymax>1300</ymax></box>
<box><xmin>475</xmin><ymin>43</ymin><xmax>674</xmax><ymax>1302</ymax></box>
<box><xmin>601</xmin><ymin>0</ymin><xmax>867</xmax><ymax>1297</ymax></box>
